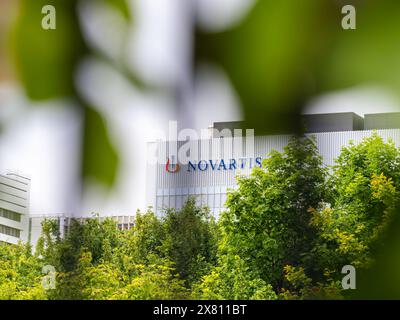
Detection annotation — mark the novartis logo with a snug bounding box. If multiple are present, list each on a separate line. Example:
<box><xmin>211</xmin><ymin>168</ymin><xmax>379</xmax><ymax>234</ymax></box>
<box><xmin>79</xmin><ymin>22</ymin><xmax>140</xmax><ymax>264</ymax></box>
<box><xmin>166</xmin><ymin>157</ymin><xmax>181</xmax><ymax>173</ymax></box>
<box><xmin>165</xmin><ymin>156</ymin><xmax>263</xmax><ymax>174</ymax></box>
<box><xmin>149</xmin><ymin>121</ymin><xmax>256</xmax><ymax>169</ymax></box>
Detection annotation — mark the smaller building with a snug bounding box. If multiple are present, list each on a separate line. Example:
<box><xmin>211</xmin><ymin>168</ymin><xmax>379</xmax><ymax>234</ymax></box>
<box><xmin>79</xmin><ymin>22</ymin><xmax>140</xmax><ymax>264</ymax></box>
<box><xmin>212</xmin><ymin>121</ymin><xmax>246</xmax><ymax>138</ymax></box>
<box><xmin>28</xmin><ymin>214</ymin><xmax>135</xmax><ymax>249</ymax></box>
<box><xmin>63</xmin><ymin>215</ymin><xmax>135</xmax><ymax>232</ymax></box>
<box><xmin>0</xmin><ymin>173</ymin><xmax>30</xmax><ymax>245</ymax></box>
<box><xmin>28</xmin><ymin>213</ymin><xmax>66</xmax><ymax>247</ymax></box>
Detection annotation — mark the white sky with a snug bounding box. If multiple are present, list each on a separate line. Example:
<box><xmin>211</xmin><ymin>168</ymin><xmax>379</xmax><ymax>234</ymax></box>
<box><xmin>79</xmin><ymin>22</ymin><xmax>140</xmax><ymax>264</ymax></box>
<box><xmin>0</xmin><ymin>87</ymin><xmax>82</xmax><ymax>215</ymax></box>
<box><xmin>304</xmin><ymin>86</ymin><xmax>400</xmax><ymax>116</ymax></box>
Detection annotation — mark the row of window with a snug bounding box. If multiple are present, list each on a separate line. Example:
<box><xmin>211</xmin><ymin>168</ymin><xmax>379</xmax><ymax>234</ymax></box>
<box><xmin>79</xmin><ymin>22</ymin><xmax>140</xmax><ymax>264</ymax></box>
<box><xmin>117</xmin><ymin>223</ymin><xmax>134</xmax><ymax>231</ymax></box>
<box><xmin>156</xmin><ymin>186</ymin><xmax>237</xmax><ymax>196</ymax></box>
<box><xmin>0</xmin><ymin>208</ymin><xmax>21</xmax><ymax>222</ymax></box>
<box><xmin>157</xmin><ymin>193</ymin><xmax>228</xmax><ymax>209</ymax></box>
<box><xmin>155</xmin><ymin>193</ymin><xmax>228</xmax><ymax>219</ymax></box>
<box><xmin>0</xmin><ymin>224</ymin><xmax>20</xmax><ymax>238</ymax></box>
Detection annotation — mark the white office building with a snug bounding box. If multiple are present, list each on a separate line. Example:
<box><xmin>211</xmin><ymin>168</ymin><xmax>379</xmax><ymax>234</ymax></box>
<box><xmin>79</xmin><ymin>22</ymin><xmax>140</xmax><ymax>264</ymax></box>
<box><xmin>0</xmin><ymin>173</ymin><xmax>30</xmax><ymax>244</ymax></box>
<box><xmin>146</xmin><ymin>113</ymin><xmax>400</xmax><ymax>217</ymax></box>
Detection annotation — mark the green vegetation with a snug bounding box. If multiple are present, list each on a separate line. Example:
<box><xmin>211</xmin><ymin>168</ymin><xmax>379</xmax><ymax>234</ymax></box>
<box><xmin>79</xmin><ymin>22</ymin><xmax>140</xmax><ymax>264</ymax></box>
<box><xmin>32</xmin><ymin>201</ymin><xmax>217</xmax><ymax>300</ymax></box>
<box><xmin>0</xmin><ymin>243</ymin><xmax>46</xmax><ymax>299</ymax></box>
<box><xmin>0</xmin><ymin>133</ymin><xmax>399</xmax><ymax>300</ymax></box>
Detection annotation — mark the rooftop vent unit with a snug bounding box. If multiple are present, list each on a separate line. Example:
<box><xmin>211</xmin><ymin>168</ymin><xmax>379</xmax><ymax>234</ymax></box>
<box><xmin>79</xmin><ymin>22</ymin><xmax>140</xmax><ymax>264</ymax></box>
<box><xmin>301</xmin><ymin>112</ymin><xmax>364</xmax><ymax>133</ymax></box>
<box><xmin>364</xmin><ymin>112</ymin><xmax>400</xmax><ymax>130</ymax></box>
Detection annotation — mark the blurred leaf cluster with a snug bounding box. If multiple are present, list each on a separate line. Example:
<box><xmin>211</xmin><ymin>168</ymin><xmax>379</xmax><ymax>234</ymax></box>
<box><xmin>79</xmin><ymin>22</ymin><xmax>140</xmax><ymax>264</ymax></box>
<box><xmin>11</xmin><ymin>0</ymin><xmax>400</xmax><ymax>183</ymax></box>
<box><xmin>11</xmin><ymin>0</ymin><xmax>132</xmax><ymax>187</ymax></box>
<box><xmin>195</xmin><ymin>0</ymin><xmax>400</xmax><ymax>133</ymax></box>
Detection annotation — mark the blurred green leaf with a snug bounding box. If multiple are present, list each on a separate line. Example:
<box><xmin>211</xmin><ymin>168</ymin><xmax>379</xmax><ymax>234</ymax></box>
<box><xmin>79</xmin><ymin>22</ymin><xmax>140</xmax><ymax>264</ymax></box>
<box><xmin>352</xmin><ymin>202</ymin><xmax>400</xmax><ymax>299</ymax></box>
<box><xmin>12</xmin><ymin>0</ymin><xmax>86</xmax><ymax>100</ymax></box>
<box><xmin>320</xmin><ymin>1</ymin><xmax>400</xmax><ymax>93</ymax></box>
<box><xmin>195</xmin><ymin>0</ymin><xmax>400</xmax><ymax>133</ymax></box>
<box><xmin>82</xmin><ymin>107</ymin><xmax>119</xmax><ymax>187</ymax></box>
<box><xmin>196</xmin><ymin>0</ymin><xmax>335</xmax><ymax>133</ymax></box>
<box><xmin>104</xmin><ymin>0</ymin><xmax>131</xmax><ymax>20</ymax></box>
<box><xmin>12</xmin><ymin>0</ymin><xmax>122</xmax><ymax>189</ymax></box>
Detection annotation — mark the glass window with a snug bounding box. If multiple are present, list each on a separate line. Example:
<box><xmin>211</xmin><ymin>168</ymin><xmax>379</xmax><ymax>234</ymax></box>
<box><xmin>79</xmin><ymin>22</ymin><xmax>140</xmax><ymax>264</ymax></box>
<box><xmin>195</xmin><ymin>195</ymin><xmax>201</xmax><ymax>206</ymax></box>
<box><xmin>156</xmin><ymin>196</ymin><xmax>163</xmax><ymax>212</ymax></box>
<box><xmin>176</xmin><ymin>196</ymin><xmax>182</xmax><ymax>209</ymax></box>
<box><xmin>169</xmin><ymin>196</ymin><xmax>176</xmax><ymax>208</ymax></box>
<box><xmin>207</xmin><ymin>194</ymin><xmax>214</xmax><ymax>208</ymax></box>
<box><xmin>0</xmin><ymin>208</ymin><xmax>21</xmax><ymax>222</ymax></box>
<box><xmin>162</xmin><ymin>196</ymin><xmax>169</xmax><ymax>207</ymax></box>
<box><xmin>0</xmin><ymin>224</ymin><xmax>20</xmax><ymax>238</ymax></box>
<box><xmin>221</xmin><ymin>193</ymin><xmax>227</xmax><ymax>207</ymax></box>
<box><xmin>215</xmin><ymin>194</ymin><xmax>221</xmax><ymax>208</ymax></box>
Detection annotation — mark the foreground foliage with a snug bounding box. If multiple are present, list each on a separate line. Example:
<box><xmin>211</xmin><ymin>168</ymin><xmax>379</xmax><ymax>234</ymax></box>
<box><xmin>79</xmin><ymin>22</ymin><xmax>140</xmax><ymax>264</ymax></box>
<box><xmin>0</xmin><ymin>133</ymin><xmax>399</xmax><ymax>300</ymax></box>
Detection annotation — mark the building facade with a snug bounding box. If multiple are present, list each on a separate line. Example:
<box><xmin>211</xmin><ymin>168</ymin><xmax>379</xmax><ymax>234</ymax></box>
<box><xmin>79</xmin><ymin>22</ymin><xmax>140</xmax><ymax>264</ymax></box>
<box><xmin>146</xmin><ymin>113</ymin><xmax>400</xmax><ymax>217</ymax></box>
<box><xmin>0</xmin><ymin>173</ymin><xmax>30</xmax><ymax>244</ymax></box>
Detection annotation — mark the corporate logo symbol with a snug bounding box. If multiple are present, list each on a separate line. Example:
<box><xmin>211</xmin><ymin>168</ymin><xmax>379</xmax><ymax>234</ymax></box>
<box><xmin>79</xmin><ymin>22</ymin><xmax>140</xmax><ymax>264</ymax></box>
<box><xmin>166</xmin><ymin>157</ymin><xmax>181</xmax><ymax>173</ymax></box>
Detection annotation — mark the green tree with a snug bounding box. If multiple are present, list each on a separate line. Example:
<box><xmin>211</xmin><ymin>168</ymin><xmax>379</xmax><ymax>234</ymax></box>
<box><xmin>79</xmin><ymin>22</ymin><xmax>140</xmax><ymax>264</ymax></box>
<box><xmin>126</xmin><ymin>209</ymin><xmax>165</xmax><ymax>263</ymax></box>
<box><xmin>192</xmin><ymin>254</ymin><xmax>277</xmax><ymax>300</ymax></box>
<box><xmin>282</xmin><ymin>133</ymin><xmax>400</xmax><ymax>299</ymax></box>
<box><xmin>37</xmin><ymin>216</ymin><xmax>126</xmax><ymax>299</ymax></box>
<box><xmin>311</xmin><ymin>133</ymin><xmax>400</xmax><ymax>273</ymax></box>
<box><xmin>111</xmin><ymin>255</ymin><xmax>188</xmax><ymax>300</ymax></box>
<box><xmin>218</xmin><ymin>136</ymin><xmax>326</xmax><ymax>288</ymax></box>
<box><xmin>75</xmin><ymin>251</ymin><xmax>125</xmax><ymax>300</ymax></box>
<box><xmin>34</xmin><ymin>206</ymin><xmax>210</xmax><ymax>300</ymax></box>
<box><xmin>161</xmin><ymin>198</ymin><xmax>218</xmax><ymax>286</ymax></box>
<box><xmin>0</xmin><ymin>242</ymin><xmax>47</xmax><ymax>300</ymax></box>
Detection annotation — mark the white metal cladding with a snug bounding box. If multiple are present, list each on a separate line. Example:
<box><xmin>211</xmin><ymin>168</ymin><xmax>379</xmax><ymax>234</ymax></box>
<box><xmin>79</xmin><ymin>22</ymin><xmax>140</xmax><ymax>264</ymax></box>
<box><xmin>147</xmin><ymin>129</ymin><xmax>400</xmax><ymax>217</ymax></box>
<box><xmin>314</xmin><ymin>129</ymin><xmax>400</xmax><ymax>167</ymax></box>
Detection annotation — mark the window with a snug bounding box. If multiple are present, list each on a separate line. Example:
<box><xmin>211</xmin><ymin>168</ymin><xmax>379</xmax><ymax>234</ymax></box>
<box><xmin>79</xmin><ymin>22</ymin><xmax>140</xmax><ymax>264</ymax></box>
<box><xmin>215</xmin><ymin>194</ymin><xmax>221</xmax><ymax>208</ymax></box>
<box><xmin>0</xmin><ymin>224</ymin><xmax>20</xmax><ymax>238</ymax></box>
<box><xmin>0</xmin><ymin>208</ymin><xmax>21</xmax><ymax>222</ymax></box>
